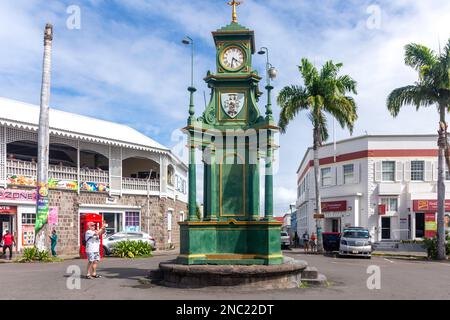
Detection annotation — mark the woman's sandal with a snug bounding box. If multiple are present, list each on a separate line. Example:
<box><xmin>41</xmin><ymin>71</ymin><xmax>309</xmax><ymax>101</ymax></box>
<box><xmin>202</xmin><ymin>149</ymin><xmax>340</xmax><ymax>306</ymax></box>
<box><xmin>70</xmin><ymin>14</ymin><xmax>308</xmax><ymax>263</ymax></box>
<box><xmin>86</xmin><ymin>275</ymin><xmax>93</xmax><ymax>279</ymax></box>
<box><xmin>92</xmin><ymin>274</ymin><xmax>102</xmax><ymax>278</ymax></box>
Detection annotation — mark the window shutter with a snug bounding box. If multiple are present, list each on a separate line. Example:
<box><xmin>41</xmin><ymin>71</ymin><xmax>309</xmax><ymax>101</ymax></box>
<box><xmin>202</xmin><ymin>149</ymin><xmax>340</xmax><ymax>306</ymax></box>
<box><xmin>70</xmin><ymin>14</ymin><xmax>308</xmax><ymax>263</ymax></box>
<box><xmin>354</xmin><ymin>163</ymin><xmax>360</xmax><ymax>184</ymax></box>
<box><xmin>331</xmin><ymin>167</ymin><xmax>337</xmax><ymax>185</ymax></box>
<box><xmin>395</xmin><ymin>161</ymin><xmax>403</xmax><ymax>182</ymax></box>
<box><xmin>404</xmin><ymin>161</ymin><xmax>411</xmax><ymax>182</ymax></box>
<box><xmin>374</xmin><ymin>161</ymin><xmax>382</xmax><ymax>182</ymax></box>
<box><xmin>425</xmin><ymin>161</ymin><xmax>433</xmax><ymax>182</ymax></box>
<box><xmin>433</xmin><ymin>161</ymin><xmax>438</xmax><ymax>181</ymax></box>
<box><xmin>337</xmin><ymin>166</ymin><xmax>343</xmax><ymax>185</ymax></box>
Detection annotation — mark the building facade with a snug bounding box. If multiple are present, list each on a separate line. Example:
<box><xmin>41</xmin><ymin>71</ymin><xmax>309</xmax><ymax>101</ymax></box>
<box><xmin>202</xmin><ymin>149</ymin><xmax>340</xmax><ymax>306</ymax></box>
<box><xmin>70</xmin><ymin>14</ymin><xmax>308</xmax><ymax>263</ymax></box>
<box><xmin>296</xmin><ymin>134</ymin><xmax>450</xmax><ymax>242</ymax></box>
<box><xmin>0</xmin><ymin>97</ymin><xmax>188</xmax><ymax>254</ymax></box>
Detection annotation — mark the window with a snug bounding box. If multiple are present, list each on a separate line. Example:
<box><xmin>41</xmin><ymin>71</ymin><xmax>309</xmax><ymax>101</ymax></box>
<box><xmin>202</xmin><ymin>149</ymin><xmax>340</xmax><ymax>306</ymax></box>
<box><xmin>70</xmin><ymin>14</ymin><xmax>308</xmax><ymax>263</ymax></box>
<box><xmin>382</xmin><ymin>161</ymin><xmax>395</xmax><ymax>181</ymax></box>
<box><xmin>411</xmin><ymin>161</ymin><xmax>424</xmax><ymax>181</ymax></box>
<box><xmin>167</xmin><ymin>165</ymin><xmax>175</xmax><ymax>186</ymax></box>
<box><xmin>343</xmin><ymin>164</ymin><xmax>354</xmax><ymax>184</ymax></box>
<box><xmin>22</xmin><ymin>213</ymin><xmax>36</xmax><ymax>225</ymax></box>
<box><xmin>321</xmin><ymin>167</ymin><xmax>332</xmax><ymax>186</ymax></box>
<box><xmin>125</xmin><ymin>212</ymin><xmax>140</xmax><ymax>232</ymax></box>
<box><xmin>380</xmin><ymin>198</ymin><xmax>398</xmax><ymax>212</ymax></box>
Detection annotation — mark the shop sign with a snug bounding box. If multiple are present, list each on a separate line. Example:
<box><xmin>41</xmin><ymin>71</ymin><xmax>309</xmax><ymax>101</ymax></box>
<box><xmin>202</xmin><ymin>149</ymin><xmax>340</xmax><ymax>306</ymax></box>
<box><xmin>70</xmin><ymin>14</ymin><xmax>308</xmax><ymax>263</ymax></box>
<box><xmin>48</xmin><ymin>179</ymin><xmax>78</xmax><ymax>191</ymax></box>
<box><xmin>0</xmin><ymin>189</ymin><xmax>36</xmax><ymax>202</ymax></box>
<box><xmin>413</xmin><ymin>200</ymin><xmax>450</xmax><ymax>212</ymax></box>
<box><xmin>321</xmin><ymin>201</ymin><xmax>347</xmax><ymax>212</ymax></box>
<box><xmin>0</xmin><ymin>206</ymin><xmax>17</xmax><ymax>214</ymax></box>
<box><xmin>425</xmin><ymin>213</ymin><xmax>437</xmax><ymax>238</ymax></box>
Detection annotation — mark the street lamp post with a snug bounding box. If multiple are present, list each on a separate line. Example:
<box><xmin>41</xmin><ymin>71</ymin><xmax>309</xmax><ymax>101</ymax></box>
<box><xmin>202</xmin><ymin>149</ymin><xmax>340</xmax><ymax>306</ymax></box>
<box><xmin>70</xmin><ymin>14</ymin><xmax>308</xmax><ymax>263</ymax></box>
<box><xmin>258</xmin><ymin>47</ymin><xmax>277</xmax><ymax>120</ymax></box>
<box><xmin>182</xmin><ymin>36</ymin><xmax>197</xmax><ymax>221</ymax></box>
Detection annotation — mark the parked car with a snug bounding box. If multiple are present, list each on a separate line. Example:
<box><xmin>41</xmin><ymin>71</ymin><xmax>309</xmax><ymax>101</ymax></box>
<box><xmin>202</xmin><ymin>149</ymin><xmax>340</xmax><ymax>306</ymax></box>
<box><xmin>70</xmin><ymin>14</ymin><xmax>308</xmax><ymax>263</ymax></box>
<box><xmin>102</xmin><ymin>231</ymin><xmax>156</xmax><ymax>255</ymax></box>
<box><xmin>280</xmin><ymin>231</ymin><xmax>290</xmax><ymax>249</ymax></box>
<box><xmin>339</xmin><ymin>227</ymin><xmax>372</xmax><ymax>258</ymax></box>
<box><xmin>322</xmin><ymin>232</ymin><xmax>341</xmax><ymax>253</ymax></box>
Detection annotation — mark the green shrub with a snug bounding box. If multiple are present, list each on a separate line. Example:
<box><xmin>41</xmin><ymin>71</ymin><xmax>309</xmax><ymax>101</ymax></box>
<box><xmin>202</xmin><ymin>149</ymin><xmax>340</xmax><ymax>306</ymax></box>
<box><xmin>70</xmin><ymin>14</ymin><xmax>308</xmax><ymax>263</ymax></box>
<box><xmin>20</xmin><ymin>247</ymin><xmax>38</xmax><ymax>262</ymax></box>
<box><xmin>112</xmin><ymin>240</ymin><xmax>153</xmax><ymax>258</ymax></box>
<box><xmin>19</xmin><ymin>247</ymin><xmax>52</xmax><ymax>263</ymax></box>
<box><xmin>422</xmin><ymin>233</ymin><xmax>450</xmax><ymax>259</ymax></box>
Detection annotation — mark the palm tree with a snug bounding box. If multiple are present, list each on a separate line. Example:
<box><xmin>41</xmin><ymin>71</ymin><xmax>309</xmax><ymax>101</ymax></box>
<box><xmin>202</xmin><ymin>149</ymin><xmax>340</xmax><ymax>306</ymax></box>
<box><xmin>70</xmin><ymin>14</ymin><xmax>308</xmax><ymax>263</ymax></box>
<box><xmin>277</xmin><ymin>58</ymin><xmax>358</xmax><ymax>252</ymax></box>
<box><xmin>35</xmin><ymin>23</ymin><xmax>53</xmax><ymax>250</ymax></box>
<box><xmin>387</xmin><ymin>39</ymin><xmax>450</xmax><ymax>260</ymax></box>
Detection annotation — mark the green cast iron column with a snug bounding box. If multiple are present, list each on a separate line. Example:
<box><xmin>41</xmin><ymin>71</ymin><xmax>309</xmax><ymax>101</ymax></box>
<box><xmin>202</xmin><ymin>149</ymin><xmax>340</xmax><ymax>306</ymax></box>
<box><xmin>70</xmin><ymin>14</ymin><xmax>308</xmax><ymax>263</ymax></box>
<box><xmin>265</xmin><ymin>85</ymin><xmax>274</xmax><ymax>120</ymax></box>
<box><xmin>264</xmin><ymin>131</ymin><xmax>273</xmax><ymax>220</ymax></box>
<box><xmin>188</xmin><ymin>86</ymin><xmax>198</xmax><ymax>221</ymax></box>
<box><xmin>210</xmin><ymin>148</ymin><xmax>218</xmax><ymax>221</ymax></box>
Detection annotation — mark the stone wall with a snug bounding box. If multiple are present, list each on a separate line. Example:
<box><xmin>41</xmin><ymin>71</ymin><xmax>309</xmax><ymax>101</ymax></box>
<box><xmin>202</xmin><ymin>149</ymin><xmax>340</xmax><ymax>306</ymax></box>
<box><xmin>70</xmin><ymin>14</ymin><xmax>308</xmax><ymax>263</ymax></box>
<box><xmin>48</xmin><ymin>190</ymin><xmax>187</xmax><ymax>255</ymax></box>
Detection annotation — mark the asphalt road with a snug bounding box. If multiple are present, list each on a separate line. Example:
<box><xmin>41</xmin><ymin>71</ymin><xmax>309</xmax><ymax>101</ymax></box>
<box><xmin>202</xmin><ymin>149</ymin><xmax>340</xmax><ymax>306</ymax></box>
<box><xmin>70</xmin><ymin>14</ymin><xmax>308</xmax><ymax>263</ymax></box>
<box><xmin>0</xmin><ymin>251</ymin><xmax>448</xmax><ymax>300</ymax></box>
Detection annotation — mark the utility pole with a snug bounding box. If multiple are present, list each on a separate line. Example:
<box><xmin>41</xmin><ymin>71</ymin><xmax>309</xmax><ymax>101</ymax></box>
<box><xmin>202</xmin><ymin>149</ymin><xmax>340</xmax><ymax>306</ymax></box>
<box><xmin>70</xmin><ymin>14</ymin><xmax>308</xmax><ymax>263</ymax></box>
<box><xmin>35</xmin><ymin>23</ymin><xmax>53</xmax><ymax>250</ymax></box>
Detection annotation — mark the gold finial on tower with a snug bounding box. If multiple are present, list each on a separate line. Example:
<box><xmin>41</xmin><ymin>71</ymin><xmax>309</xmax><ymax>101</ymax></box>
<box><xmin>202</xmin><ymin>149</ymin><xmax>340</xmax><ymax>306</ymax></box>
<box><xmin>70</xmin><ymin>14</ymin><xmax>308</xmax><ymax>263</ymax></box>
<box><xmin>227</xmin><ymin>0</ymin><xmax>243</xmax><ymax>23</ymax></box>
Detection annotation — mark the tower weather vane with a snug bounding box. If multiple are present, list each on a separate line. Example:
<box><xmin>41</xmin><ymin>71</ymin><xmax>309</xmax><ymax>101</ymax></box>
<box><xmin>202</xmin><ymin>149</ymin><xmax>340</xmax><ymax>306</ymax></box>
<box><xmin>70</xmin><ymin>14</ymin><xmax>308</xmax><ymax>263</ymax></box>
<box><xmin>227</xmin><ymin>0</ymin><xmax>243</xmax><ymax>23</ymax></box>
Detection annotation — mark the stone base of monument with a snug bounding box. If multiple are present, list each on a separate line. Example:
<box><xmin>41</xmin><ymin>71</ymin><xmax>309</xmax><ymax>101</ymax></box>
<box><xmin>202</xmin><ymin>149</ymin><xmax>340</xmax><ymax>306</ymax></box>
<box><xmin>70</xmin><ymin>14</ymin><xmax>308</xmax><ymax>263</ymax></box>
<box><xmin>148</xmin><ymin>257</ymin><xmax>327</xmax><ymax>290</ymax></box>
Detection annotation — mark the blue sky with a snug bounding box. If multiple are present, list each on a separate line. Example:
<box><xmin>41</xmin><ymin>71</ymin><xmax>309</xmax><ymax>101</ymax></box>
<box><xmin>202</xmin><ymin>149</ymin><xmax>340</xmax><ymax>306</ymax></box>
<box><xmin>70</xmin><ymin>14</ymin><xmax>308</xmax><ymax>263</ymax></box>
<box><xmin>0</xmin><ymin>0</ymin><xmax>449</xmax><ymax>214</ymax></box>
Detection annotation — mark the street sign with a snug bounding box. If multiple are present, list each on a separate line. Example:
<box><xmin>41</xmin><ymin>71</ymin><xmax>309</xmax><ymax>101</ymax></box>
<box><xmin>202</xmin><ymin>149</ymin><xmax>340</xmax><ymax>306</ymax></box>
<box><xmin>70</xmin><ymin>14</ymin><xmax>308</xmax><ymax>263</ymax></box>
<box><xmin>313</xmin><ymin>214</ymin><xmax>325</xmax><ymax>219</ymax></box>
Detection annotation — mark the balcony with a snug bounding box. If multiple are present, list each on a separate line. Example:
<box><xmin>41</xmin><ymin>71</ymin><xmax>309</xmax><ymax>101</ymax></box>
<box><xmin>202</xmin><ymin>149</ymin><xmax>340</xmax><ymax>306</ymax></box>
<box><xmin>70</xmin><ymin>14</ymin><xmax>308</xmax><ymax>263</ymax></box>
<box><xmin>5</xmin><ymin>159</ymin><xmax>160</xmax><ymax>195</ymax></box>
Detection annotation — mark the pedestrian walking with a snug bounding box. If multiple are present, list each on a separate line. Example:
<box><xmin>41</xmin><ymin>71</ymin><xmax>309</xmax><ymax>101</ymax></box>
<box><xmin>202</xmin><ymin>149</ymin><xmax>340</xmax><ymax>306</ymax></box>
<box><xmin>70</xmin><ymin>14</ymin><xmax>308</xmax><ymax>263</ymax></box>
<box><xmin>85</xmin><ymin>222</ymin><xmax>106</xmax><ymax>279</ymax></box>
<box><xmin>49</xmin><ymin>229</ymin><xmax>58</xmax><ymax>257</ymax></box>
<box><xmin>310</xmin><ymin>232</ymin><xmax>317</xmax><ymax>253</ymax></box>
<box><xmin>1</xmin><ymin>230</ymin><xmax>15</xmax><ymax>260</ymax></box>
<box><xmin>302</xmin><ymin>231</ymin><xmax>310</xmax><ymax>253</ymax></box>
<box><xmin>293</xmin><ymin>232</ymin><xmax>299</xmax><ymax>248</ymax></box>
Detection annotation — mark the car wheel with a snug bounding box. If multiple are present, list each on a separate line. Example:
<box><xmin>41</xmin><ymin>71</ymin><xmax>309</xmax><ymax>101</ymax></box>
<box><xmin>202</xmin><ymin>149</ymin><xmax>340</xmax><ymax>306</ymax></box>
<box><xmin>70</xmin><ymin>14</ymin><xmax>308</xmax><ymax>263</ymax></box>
<box><xmin>103</xmin><ymin>246</ymin><xmax>110</xmax><ymax>256</ymax></box>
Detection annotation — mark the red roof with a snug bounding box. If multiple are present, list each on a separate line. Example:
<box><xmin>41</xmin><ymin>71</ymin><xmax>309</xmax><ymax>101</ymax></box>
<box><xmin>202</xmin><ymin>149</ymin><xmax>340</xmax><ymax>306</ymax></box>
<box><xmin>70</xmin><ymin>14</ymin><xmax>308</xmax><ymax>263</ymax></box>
<box><xmin>274</xmin><ymin>217</ymin><xmax>284</xmax><ymax>222</ymax></box>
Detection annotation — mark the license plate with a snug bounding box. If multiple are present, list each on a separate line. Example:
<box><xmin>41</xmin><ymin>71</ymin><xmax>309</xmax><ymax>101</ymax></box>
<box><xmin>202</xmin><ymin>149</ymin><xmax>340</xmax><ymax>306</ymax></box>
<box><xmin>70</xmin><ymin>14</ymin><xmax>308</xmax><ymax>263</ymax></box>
<box><xmin>352</xmin><ymin>250</ymin><xmax>359</xmax><ymax>254</ymax></box>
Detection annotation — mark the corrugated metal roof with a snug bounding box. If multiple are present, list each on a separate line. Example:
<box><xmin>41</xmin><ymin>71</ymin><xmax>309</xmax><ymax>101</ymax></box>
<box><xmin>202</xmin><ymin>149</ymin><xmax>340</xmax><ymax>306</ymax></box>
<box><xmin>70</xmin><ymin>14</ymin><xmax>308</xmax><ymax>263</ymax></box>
<box><xmin>0</xmin><ymin>97</ymin><xmax>169</xmax><ymax>152</ymax></box>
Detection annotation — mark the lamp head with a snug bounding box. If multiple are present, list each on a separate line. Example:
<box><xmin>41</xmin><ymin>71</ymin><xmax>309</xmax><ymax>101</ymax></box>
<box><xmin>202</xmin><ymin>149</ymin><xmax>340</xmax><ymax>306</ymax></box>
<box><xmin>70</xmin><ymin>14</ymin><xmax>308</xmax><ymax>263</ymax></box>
<box><xmin>182</xmin><ymin>38</ymin><xmax>191</xmax><ymax>45</ymax></box>
<box><xmin>268</xmin><ymin>66</ymin><xmax>277</xmax><ymax>80</ymax></box>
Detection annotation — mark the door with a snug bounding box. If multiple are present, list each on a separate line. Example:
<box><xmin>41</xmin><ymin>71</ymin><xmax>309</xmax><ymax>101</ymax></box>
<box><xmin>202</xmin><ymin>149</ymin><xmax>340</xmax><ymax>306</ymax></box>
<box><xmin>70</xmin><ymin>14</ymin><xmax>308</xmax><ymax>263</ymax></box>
<box><xmin>331</xmin><ymin>219</ymin><xmax>340</xmax><ymax>233</ymax></box>
<box><xmin>101</xmin><ymin>212</ymin><xmax>123</xmax><ymax>236</ymax></box>
<box><xmin>381</xmin><ymin>217</ymin><xmax>391</xmax><ymax>240</ymax></box>
<box><xmin>415</xmin><ymin>212</ymin><xmax>425</xmax><ymax>238</ymax></box>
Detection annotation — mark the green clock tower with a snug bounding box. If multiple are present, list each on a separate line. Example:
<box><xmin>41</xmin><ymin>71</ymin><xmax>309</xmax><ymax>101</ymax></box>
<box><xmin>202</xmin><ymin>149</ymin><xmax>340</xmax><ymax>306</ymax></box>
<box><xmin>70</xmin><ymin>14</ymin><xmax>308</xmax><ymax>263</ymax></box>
<box><xmin>179</xmin><ymin>1</ymin><xmax>282</xmax><ymax>265</ymax></box>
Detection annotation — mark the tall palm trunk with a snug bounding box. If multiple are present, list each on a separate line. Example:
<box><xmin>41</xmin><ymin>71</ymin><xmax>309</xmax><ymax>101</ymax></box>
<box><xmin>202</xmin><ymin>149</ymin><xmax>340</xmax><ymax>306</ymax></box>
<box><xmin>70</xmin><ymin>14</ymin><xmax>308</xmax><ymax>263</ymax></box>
<box><xmin>437</xmin><ymin>104</ymin><xmax>447</xmax><ymax>260</ymax></box>
<box><xmin>35</xmin><ymin>23</ymin><xmax>53</xmax><ymax>250</ymax></box>
<box><xmin>313</xmin><ymin>127</ymin><xmax>323</xmax><ymax>253</ymax></box>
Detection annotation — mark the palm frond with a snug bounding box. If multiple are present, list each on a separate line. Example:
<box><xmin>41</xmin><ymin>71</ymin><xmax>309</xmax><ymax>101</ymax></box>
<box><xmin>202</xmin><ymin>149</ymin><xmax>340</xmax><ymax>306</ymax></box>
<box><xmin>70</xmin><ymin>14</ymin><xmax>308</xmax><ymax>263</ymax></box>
<box><xmin>277</xmin><ymin>85</ymin><xmax>309</xmax><ymax>133</ymax></box>
<box><xmin>387</xmin><ymin>85</ymin><xmax>437</xmax><ymax>117</ymax></box>
<box><xmin>404</xmin><ymin>43</ymin><xmax>438</xmax><ymax>74</ymax></box>
<box><xmin>298</xmin><ymin>58</ymin><xmax>319</xmax><ymax>88</ymax></box>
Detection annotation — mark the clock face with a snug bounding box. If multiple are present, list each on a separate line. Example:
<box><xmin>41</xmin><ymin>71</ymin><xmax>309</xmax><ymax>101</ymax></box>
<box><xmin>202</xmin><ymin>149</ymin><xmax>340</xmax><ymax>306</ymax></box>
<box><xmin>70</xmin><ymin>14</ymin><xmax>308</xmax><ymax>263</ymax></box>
<box><xmin>221</xmin><ymin>46</ymin><xmax>245</xmax><ymax>70</ymax></box>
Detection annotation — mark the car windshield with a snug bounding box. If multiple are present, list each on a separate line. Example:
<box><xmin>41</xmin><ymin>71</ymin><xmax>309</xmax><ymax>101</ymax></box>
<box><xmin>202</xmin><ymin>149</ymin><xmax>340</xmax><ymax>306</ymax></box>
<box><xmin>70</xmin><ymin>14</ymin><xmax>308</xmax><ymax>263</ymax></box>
<box><xmin>343</xmin><ymin>230</ymin><xmax>369</xmax><ymax>238</ymax></box>
<box><xmin>281</xmin><ymin>232</ymin><xmax>288</xmax><ymax>237</ymax></box>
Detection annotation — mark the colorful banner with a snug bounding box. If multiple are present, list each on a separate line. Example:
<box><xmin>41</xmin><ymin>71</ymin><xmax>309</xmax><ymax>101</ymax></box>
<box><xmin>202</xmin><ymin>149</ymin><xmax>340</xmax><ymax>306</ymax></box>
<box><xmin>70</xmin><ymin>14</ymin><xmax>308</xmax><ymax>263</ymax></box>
<box><xmin>321</xmin><ymin>201</ymin><xmax>347</xmax><ymax>212</ymax></box>
<box><xmin>79</xmin><ymin>181</ymin><xmax>109</xmax><ymax>193</ymax></box>
<box><xmin>0</xmin><ymin>189</ymin><xmax>36</xmax><ymax>202</ymax></box>
<box><xmin>48</xmin><ymin>178</ymin><xmax>78</xmax><ymax>191</ymax></box>
<box><xmin>7</xmin><ymin>175</ymin><xmax>77</xmax><ymax>191</ymax></box>
<box><xmin>35</xmin><ymin>183</ymin><xmax>49</xmax><ymax>233</ymax></box>
<box><xmin>48</xmin><ymin>206</ymin><xmax>58</xmax><ymax>225</ymax></box>
<box><xmin>425</xmin><ymin>213</ymin><xmax>437</xmax><ymax>238</ymax></box>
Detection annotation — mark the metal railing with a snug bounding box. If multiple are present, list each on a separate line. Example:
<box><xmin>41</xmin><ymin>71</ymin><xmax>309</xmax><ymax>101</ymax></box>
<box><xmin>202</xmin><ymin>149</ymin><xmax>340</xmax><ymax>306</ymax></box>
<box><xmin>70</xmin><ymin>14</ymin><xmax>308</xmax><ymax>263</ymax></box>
<box><xmin>6</xmin><ymin>159</ymin><xmax>161</xmax><ymax>195</ymax></box>
<box><xmin>122</xmin><ymin>177</ymin><xmax>160</xmax><ymax>192</ymax></box>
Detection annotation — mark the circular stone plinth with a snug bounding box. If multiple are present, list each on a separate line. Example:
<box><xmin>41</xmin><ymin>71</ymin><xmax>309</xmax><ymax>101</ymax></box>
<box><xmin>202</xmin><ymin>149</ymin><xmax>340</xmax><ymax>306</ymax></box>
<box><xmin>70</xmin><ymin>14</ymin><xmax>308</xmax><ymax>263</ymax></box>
<box><xmin>153</xmin><ymin>257</ymin><xmax>308</xmax><ymax>290</ymax></box>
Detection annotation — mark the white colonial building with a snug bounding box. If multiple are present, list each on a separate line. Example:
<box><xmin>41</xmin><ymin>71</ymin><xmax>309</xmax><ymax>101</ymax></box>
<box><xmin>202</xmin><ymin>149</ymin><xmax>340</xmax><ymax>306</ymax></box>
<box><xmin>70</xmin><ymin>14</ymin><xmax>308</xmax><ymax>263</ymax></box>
<box><xmin>296</xmin><ymin>134</ymin><xmax>450</xmax><ymax>242</ymax></box>
<box><xmin>0</xmin><ymin>97</ymin><xmax>187</xmax><ymax>254</ymax></box>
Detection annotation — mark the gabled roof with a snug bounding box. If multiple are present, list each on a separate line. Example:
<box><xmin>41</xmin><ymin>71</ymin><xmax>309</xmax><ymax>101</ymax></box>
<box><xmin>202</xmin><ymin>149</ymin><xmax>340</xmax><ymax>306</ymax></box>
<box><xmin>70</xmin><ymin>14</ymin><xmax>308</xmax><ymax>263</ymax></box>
<box><xmin>0</xmin><ymin>97</ymin><xmax>169</xmax><ymax>152</ymax></box>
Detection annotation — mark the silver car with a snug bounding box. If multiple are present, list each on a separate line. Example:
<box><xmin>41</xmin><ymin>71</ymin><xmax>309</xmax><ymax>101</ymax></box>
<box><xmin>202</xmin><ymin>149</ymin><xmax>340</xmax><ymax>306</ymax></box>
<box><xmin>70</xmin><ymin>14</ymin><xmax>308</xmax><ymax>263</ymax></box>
<box><xmin>339</xmin><ymin>228</ymin><xmax>372</xmax><ymax>258</ymax></box>
<box><xmin>102</xmin><ymin>231</ymin><xmax>156</xmax><ymax>255</ymax></box>
<box><xmin>280</xmin><ymin>231</ymin><xmax>291</xmax><ymax>249</ymax></box>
